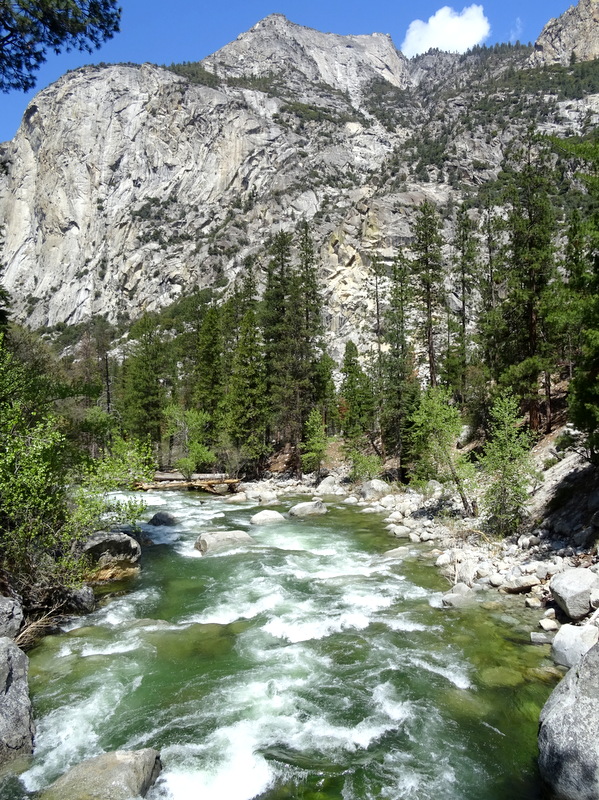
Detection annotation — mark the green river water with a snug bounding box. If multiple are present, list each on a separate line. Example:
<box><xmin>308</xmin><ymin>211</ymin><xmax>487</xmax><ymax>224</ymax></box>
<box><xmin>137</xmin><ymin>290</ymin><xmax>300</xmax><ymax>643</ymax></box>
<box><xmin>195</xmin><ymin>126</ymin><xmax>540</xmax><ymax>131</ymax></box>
<box><xmin>3</xmin><ymin>491</ymin><xmax>562</xmax><ymax>800</ymax></box>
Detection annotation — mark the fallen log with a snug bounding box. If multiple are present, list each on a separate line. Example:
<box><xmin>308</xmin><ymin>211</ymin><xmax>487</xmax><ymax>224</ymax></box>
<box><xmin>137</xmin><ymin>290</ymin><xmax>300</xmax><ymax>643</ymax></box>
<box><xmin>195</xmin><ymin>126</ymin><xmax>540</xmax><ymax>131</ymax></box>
<box><xmin>134</xmin><ymin>478</ymin><xmax>241</xmax><ymax>495</ymax></box>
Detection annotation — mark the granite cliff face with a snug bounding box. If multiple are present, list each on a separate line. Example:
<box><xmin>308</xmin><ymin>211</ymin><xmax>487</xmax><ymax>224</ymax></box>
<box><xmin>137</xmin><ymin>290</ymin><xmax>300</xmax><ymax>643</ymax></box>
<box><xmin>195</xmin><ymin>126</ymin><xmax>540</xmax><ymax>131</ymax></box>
<box><xmin>0</xmin><ymin>7</ymin><xmax>598</xmax><ymax>357</ymax></box>
<box><xmin>532</xmin><ymin>0</ymin><xmax>599</xmax><ymax>66</ymax></box>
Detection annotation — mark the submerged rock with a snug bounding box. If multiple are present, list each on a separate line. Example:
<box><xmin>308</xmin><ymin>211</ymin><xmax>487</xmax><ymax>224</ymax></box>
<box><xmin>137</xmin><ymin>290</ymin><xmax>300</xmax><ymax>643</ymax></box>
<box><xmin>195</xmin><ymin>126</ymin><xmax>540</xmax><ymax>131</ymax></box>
<box><xmin>0</xmin><ymin>637</ymin><xmax>34</xmax><ymax>765</ymax></box>
<box><xmin>539</xmin><ymin>642</ymin><xmax>599</xmax><ymax>800</ymax></box>
<box><xmin>195</xmin><ymin>530</ymin><xmax>256</xmax><ymax>554</ymax></box>
<box><xmin>40</xmin><ymin>748</ymin><xmax>162</xmax><ymax>800</ymax></box>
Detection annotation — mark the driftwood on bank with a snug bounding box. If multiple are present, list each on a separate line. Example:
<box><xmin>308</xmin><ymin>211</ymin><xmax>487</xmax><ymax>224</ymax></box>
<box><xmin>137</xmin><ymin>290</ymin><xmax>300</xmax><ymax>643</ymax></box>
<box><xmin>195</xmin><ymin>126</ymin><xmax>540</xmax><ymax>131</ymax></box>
<box><xmin>135</xmin><ymin>476</ymin><xmax>242</xmax><ymax>494</ymax></box>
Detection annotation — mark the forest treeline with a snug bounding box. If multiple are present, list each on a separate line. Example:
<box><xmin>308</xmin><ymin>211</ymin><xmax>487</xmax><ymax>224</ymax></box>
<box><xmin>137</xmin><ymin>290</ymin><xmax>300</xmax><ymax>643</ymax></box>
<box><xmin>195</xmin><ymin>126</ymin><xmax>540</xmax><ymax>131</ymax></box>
<box><xmin>1</xmin><ymin>131</ymin><xmax>599</xmax><ymax>592</ymax></box>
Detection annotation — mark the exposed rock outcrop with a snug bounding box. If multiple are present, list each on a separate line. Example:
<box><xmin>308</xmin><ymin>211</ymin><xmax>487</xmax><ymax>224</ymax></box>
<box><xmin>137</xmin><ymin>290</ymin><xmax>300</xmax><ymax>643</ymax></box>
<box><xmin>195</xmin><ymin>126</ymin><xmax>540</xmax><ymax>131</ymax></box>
<box><xmin>532</xmin><ymin>0</ymin><xmax>599</xmax><ymax>66</ymax></box>
<box><xmin>1</xmin><ymin>12</ymin><xmax>598</xmax><ymax>363</ymax></box>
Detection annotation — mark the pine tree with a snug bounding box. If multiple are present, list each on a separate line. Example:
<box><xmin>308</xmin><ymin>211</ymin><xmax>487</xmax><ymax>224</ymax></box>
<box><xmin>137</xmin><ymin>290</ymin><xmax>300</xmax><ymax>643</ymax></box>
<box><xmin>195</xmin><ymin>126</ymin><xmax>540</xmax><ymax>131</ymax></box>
<box><xmin>410</xmin><ymin>386</ymin><xmax>476</xmax><ymax>516</ymax></box>
<box><xmin>494</xmin><ymin>136</ymin><xmax>558</xmax><ymax>431</ymax></box>
<box><xmin>380</xmin><ymin>256</ymin><xmax>420</xmax><ymax>477</ymax></box>
<box><xmin>120</xmin><ymin>314</ymin><xmax>167</xmax><ymax>448</ymax></box>
<box><xmin>450</xmin><ymin>203</ymin><xmax>479</xmax><ymax>403</ymax></box>
<box><xmin>301</xmin><ymin>408</ymin><xmax>327</xmax><ymax>474</ymax></box>
<box><xmin>193</xmin><ymin>304</ymin><xmax>223</xmax><ymax>429</ymax></box>
<box><xmin>408</xmin><ymin>200</ymin><xmax>445</xmax><ymax>387</ymax></box>
<box><xmin>479</xmin><ymin>392</ymin><xmax>535</xmax><ymax>536</ymax></box>
<box><xmin>225</xmin><ymin>309</ymin><xmax>270</xmax><ymax>470</ymax></box>
<box><xmin>340</xmin><ymin>341</ymin><xmax>375</xmax><ymax>442</ymax></box>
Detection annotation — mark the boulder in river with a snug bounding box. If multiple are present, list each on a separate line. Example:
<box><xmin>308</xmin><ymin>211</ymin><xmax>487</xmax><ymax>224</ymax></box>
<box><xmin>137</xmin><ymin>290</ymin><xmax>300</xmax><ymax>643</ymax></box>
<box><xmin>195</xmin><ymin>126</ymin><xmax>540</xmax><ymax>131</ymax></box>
<box><xmin>0</xmin><ymin>637</ymin><xmax>34</xmax><ymax>765</ymax></box>
<box><xmin>39</xmin><ymin>748</ymin><xmax>162</xmax><ymax>800</ymax></box>
<box><xmin>82</xmin><ymin>532</ymin><xmax>141</xmax><ymax>567</ymax></box>
<box><xmin>82</xmin><ymin>532</ymin><xmax>142</xmax><ymax>582</ymax></box>
<box><xmin>551</xmin><ymin>623</ymin><xmax>599</xmax><ymax>668</ymax></box>
<box><xmin>250</xmin><ymin>510</ymin><xmax>285</xmax><ymax>525</ymax></box>
<box><xmin>539</xmin><ymin>641</ymin><xmax>599</xmax><ymax>800</ymax></box>
<box><xmin>288</xmin><ymin>500</ymin><xmax>328</xmax><ymax>517</ymax></box>
<box><xmin>0</xmin><ymin>597</ymin><xmax>23</xmax><ymax>639</ymax></box>
<box><xmin>148</xmin><ymin>511</ymin><xmax>178</xmax><ymax>526</ymax></box>
<box><xmin>195</xmin><ymin>530</ymin><xmax>256</xmax><ymax>555</ymax></box>
<box><xmin>550</xmin><ymin>568</ymin><xmax>599</xmax><ymax>620</ymax></box>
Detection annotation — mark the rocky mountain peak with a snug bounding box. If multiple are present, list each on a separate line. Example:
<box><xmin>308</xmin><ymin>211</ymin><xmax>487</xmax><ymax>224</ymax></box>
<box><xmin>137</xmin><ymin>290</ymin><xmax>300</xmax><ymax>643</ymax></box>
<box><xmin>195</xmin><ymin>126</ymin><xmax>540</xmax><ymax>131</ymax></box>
<box><xmin>531</xmin><ymin>0</ymin><xmax>599</xmax><ymax>66</ymax></box>
<box><xmin>201</xmin><ymin>13</ymin><xmax>412</xmax><ymax>98</ymax></box>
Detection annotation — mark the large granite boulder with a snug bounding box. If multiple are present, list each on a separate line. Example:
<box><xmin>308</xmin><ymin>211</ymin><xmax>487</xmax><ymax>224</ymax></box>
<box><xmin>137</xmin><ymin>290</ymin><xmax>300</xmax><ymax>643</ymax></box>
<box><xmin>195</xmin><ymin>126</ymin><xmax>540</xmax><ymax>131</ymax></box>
<box><xmin>359</xmin><ymin>480</ymin><xmax>390</xmax><ymax>501</ymax></box>
<box><xmin>0</xmin><ymin>597</ymin><xmax>23</xmax><ymax>639</ymax></box>
<box><xmin>316</xmin><ymin>476</ymin><xmax>339</xmax><ymax>494</ymax></box>
<box><xmin>250</xmin><ymin>510</ymin><xmax>285</xmax><ymax>525</ymax></box>
<box><xmin>82</xmin><ymin>532</ymin><xmax>142</xmax><ymax>582</ymax></box>
<box><xmin>539</xmin><ymin>642</ymin><xmax>599</xmax><ymax>799</ymax></box>
<box><xmin>288</xmin><ymin>500</ymin><xmax>328</xmax><ymax>518</ymax></box>
<box><xmin>550</xmin><ymin>568</ymin><xmax>599</xmax><ymax>620</ymax></box>
<box><xmin>552</xmin><ymin>624</ymin><xmax>599</xmax><ymax>668</ymax></box>
<box><xmin>83</xmin><ymin>532</ymin><xmax>141</xmax><ymax>566</ymax></box>
<box><xmin>0</xmin><ymin>637</ymin><xmax>34</xmax><ymax>765</ymax></box>
<box><xmin>194</xmin><ymin>530</ymin><xmax>256</xmax><ymax>555</ymax></box>
<box><xmin>40</xmin><ymin>749</ymin><xmax>162</xmax><ymax>800</ymax></box>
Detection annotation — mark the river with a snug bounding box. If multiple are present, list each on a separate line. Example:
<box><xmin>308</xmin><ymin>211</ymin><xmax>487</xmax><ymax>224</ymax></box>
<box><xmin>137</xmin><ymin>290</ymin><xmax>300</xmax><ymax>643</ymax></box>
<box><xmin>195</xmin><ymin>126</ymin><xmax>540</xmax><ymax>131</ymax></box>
<box><xmin>7</xmin><ymin>491</ymin><xmax>560</xmax><ymax>800</ymax></box>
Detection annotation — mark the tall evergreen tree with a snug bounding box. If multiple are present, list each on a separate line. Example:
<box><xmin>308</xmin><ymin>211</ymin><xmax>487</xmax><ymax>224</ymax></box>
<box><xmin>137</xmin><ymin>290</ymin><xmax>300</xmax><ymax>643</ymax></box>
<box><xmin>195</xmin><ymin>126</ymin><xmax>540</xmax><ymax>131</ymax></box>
<box><xmin>225</xmin><ymin>308</ymin><xmax>270</xmax><ymax>471</ymax></box>
<box><xmin>340</xmin><ymin>341</ymin><xmax>375</xmax><ymax>442</ymax></box>
<box><xmin>450</xmin><ymin>203</ymin><xmax>479</xmax><ymax>403</ymax></box>
<box><xmin>120</xmin><ymin>314</ymin><xmax>167</xmax><ymax>448</ymax></box>
<box><xmin>380</xmin><ymin>256</ymin><xmax>420</xmax><ymax>477</ymax></box>
<box><xmin>497</xmin><ymin>136</ymin><xmax>558</xmax><ymax>431</ymax></box>
<box><xmin>408</xmin><ymin>200</ymin><xmax>445</xmax><ymax>387</ymax></box>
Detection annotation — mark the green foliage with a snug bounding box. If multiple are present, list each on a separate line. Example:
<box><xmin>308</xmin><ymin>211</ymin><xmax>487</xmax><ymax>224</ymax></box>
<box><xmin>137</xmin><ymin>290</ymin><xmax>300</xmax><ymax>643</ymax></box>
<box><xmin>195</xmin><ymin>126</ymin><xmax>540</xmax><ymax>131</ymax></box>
<box><xmin>410</xmin><ymin>387</ymin><xmax>476</xmax><ymax>516</ymax></box>
<box><xmin>348</xmin><ymin>447</ymin><xmax>382</xmax><ymax>482</ymax></box>
<box><xmin>0</xmin><ymin>0</ymin><xmax>120</xmax><ymax>92</ymax></box>
<box><xmin>164</xmin><ymin>404</ymin><xmax>215</xmax><ymax>478</ymax></box>
<box><xmin>301</xmin><ymin>408</ymin><xmax>327</xmax><ymax>474</ymax></box>
<box><xmin>479</xmin><ymin>393</ymin><xmax>536</xmax><ymax>536</ymax></box>
<box><xmin>0</xmin><ymin>337</ymin><xmax>149</xmax><ymax>590</ymax></box>
<box><xmin>339</xmin><ymin>341</ymin><xmax>375</xmax><ymax>441</ymax></box>
<box><xmin>407</xmin><ymin>200</ymin><xmax>445</xmax><ymax>386</ymax></box>
<box><xmin>166</xmin><ymin>61</ymin><xmax>220</xmax><ymax>88</ymax></box>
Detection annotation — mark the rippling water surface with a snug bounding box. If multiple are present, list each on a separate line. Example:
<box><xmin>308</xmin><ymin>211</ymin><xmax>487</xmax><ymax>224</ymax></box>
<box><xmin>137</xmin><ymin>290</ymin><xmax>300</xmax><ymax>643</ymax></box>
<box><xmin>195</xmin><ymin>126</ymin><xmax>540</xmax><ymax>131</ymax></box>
<box><xmin>9</xmin><ymin>491</ymin><xmax>561</xmax><ymax>800</ymax></box>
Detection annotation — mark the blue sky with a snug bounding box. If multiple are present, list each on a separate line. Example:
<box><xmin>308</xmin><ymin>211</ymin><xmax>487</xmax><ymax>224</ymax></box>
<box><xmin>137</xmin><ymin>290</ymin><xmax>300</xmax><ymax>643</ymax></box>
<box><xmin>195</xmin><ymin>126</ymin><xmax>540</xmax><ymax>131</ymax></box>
<box><xmin>0</xmin><ymin>0</ymin><xmax>573</xmax><ymax>143</ymax></box>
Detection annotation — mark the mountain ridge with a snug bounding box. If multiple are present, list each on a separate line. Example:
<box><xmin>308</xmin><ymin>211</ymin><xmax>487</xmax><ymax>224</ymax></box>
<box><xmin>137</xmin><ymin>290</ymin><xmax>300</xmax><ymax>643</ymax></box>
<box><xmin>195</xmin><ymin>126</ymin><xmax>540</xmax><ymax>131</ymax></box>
<box><xmin>0</xmin><ymin>1</ymin><xmax>598</xmax><ymax>360</ymax></box>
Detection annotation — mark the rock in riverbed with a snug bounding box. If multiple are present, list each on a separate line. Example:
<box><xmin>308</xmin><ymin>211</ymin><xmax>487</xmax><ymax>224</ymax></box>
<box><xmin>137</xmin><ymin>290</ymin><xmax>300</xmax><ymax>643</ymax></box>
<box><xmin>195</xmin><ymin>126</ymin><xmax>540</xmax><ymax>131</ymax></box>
<box><xmin>288</xmin><ymin>500</ymin><xmax>328</xmax><ymax>517</ymax></box>
<box><xmin>550</xmin><ymin>568</ymin><xmax>599</xmax><ymax>620</ymax></box>
<box><xmin>539</xmin><ymin>642</ymin><xmax>599</xmax><ymax>800</ymax></box>
<box><xmin>0</xmin><ymin>637</ymin><xmax>34</xmax><ymax>765</ymax></box>
<box><xmin>250</xmin><ymin>510</ymin><xmax>285</xmax><ymax>525</ymax></box>
<box><xmin>39</xmin><ymin>749</ymin><xmax>162</xmax><ymax>800</ymax></box>
<box><xmin>195</xmin><ymin>530</ymin><xmax>256</xmax><ymax>554</ymax></box>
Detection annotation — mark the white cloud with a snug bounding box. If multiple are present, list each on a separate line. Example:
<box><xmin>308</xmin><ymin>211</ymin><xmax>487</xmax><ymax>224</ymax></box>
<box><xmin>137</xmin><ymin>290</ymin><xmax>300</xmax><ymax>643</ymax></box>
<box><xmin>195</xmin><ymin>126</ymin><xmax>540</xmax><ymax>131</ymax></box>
<box><xmin>510</xmin><ymin>16</ymin><xmax>523</xmax><ymax>43</ymax></box>
<box><xmin>401</xmin><ymin>5</ymin><xmax>491</xmax><ymax>58</ymax></box>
